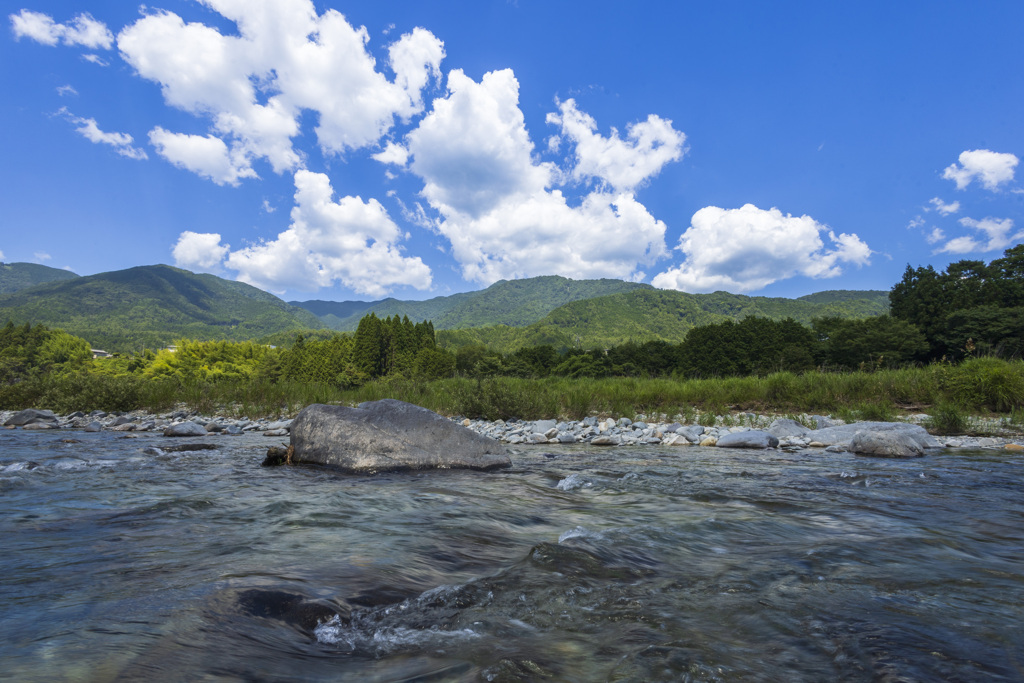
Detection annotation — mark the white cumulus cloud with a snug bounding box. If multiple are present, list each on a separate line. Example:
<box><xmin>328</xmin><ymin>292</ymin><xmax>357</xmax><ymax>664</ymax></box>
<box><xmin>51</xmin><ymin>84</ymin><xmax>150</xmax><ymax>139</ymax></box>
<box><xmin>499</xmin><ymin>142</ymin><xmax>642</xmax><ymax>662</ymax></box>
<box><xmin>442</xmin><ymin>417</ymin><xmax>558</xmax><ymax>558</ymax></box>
<box><xmin>547</xmin><ymin>98</ymin><xmax>685</xmax><ymax>192</ymax></box>
<box><xmin>10</xmin><ymin>9</ymin><xmax>113</xmax><ymax>49</ymax></box>
<box><xmin>935</xmin><ymin>216</ymin><xmax>1022</xmax><ymax>254</ymax></box>
<box><xmin>117</xmin><ymin>1</ymin><xmax>444</xmax><ymax>181</ymax></box>
<box><xmin>405</xmin><ymin>69</ymin><xmax>670</xmax><ymax>284</ymax></box>
<box><xmin>172</xmin><ymin>231</ymin><xmax>231</xmax><ymax>273</ymax></box>
<box><xmin>926</xmin><ymin>227</ymin><xmax>945</xmax><ymax>245</ymax></box>
<box><xmin>927</xmin><ymin>197</ymin><xmax>960</xmax><ymax>215</ymax></box>
<box><xmin>652</xmin><ymin>204</ymin><xmax>871</xmax><ymax>293</ymax></box>
<box><xmin>372</xmin><ymin>141</ymin><xmax>410</xmax><ymax>167</ymax></box>
<box><xmin>224</xmin><ymin>170</ymin><xmax>431</xmax><ymax>297</ymax></box>
<box><xmin>59</xmin><ymin>108</ymin><xmax>147</xmax><ymax>160</ymax></box>
<box><xmin>942</xmin><ymin>149</ymin><xmax>1019</xmax><ymax>191</ymax></box>
<box><xmin>149</xmin><ymin>127</ymin><xmax>256</xmax><ymax>186</ymax></box>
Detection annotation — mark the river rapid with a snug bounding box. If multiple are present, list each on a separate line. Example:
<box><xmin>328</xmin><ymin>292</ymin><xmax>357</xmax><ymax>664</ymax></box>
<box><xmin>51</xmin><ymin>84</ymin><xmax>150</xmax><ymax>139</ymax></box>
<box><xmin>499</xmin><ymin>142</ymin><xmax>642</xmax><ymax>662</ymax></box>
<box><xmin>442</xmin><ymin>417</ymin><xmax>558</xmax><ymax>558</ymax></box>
<box><xmin>2</xmin><ymin>428</ymin><xmax>1022</xmax><ymax>682</ymax></box>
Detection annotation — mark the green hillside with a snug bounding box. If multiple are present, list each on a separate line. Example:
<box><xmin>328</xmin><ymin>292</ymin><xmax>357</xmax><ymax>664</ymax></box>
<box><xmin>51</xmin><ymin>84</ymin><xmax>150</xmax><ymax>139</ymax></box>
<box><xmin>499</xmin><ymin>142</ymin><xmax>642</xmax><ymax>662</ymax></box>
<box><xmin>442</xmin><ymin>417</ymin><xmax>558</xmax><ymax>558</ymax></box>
<box><xmin>295</xmin><ymin>275</ymin><xmax>653</xmax><ymax>331</ymax></box>
<box><xmin>0</xmin><ymin>264</ymin><xmax>322</xmax><ymax>352</ymax></box>
<box><xmin>0</xmin><ymin>262</ymin><xmax>79</xmax><ymax>294</ymax></box>
<box><xmin>438</xmin><ymin>288</ymin><xmax>890</xmax><ymax>352</ymax></box>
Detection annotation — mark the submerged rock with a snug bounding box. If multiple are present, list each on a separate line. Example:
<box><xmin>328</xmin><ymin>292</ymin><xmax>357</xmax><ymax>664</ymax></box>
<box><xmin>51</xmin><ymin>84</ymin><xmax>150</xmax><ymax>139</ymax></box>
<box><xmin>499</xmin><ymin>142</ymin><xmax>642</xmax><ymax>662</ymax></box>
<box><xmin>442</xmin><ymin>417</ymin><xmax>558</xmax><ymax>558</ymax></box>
<box><xmin>262</xmin><ymin>445</ymin><xmax>293</xmax><ymax>467</ymax></box>
<box><xmin>236</xmin><ymin>589</ymin><xmax>342</xmax><ymax>631</ymax></box>
<box><xmin>290</xmin><ymin>400</ymin><xmax>511</xmax><ymax>473</ymax></box>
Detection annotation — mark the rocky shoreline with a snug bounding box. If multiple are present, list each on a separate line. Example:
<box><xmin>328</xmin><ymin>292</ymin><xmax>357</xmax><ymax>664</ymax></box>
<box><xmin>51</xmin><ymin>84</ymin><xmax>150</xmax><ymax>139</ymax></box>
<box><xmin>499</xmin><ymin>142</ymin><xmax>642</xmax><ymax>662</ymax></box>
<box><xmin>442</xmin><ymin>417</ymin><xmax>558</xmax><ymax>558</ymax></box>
<box><xmin>3</xmin><ymin>406</ymin><xmax>1022</xmax><ymax>455</ymax></box>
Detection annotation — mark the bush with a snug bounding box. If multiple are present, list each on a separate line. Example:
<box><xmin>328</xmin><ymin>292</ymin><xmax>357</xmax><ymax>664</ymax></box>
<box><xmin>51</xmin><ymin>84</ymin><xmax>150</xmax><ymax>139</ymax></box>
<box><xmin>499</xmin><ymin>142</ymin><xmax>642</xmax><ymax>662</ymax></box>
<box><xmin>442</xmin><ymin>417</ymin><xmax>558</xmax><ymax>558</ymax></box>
<box><xmin>925</xmin><ymin>402</ymin><xmax>971</xmax><ymax>435</ymax></box>
<box><xmin>938</xmin><ymin>358</ymin><xmax>1024</xmax><ymax>412</ymax></box>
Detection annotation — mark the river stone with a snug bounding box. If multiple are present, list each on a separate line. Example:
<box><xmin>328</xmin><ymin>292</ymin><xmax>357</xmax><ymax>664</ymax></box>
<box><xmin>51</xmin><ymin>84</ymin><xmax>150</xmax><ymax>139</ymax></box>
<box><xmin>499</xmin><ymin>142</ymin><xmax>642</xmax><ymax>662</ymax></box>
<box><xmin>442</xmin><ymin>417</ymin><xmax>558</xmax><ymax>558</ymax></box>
<box><xmin>532</xmin><ymin>419</ymin><xmax>557</xmax><ymax>434</ymax></box>
<box><xmin>4</xmin><ymin>409</ymin><xmax>58</xmax><ymax>427</ymax></box>
<box><xmin>678</xmin><ymin>425</ymin><xmax>704</xmax><ymax>443</ymax></box>
<box><xmin>590</xmin><ymin>435</ymin><xmax>620</xmax><ymax>446</ymax></box>
<box><xmin>84</xmin><ymin>421</ymin><xmax>103</xmax><ymax>432</ymax></box>
<box><xmin>290</xmin><ymin>400</ymin><xmax>510</xmax><ymax>473</ymax></box>
<box><xmin>699</xmin><ymin>436</ymin><xmax>718</xmax><ymax>447</ymax></box>
<box><xmin>163</xmin><ymin>421</ymin><xmax>209</xmax><ymax>437</ymax></box>
<box><xmin>767</xmin><ymin>418</ymin><xmax>810</xmax><ymax>439</ymax></box>
<box><xmin>716</xmin><ymin>430</ymin><xmax>780</xmax><ymax>449</ymax></box>
<box><xmin>850</xmin><ymin>430</ymin><xmax>924</xmax><ymax>458</ymax></box>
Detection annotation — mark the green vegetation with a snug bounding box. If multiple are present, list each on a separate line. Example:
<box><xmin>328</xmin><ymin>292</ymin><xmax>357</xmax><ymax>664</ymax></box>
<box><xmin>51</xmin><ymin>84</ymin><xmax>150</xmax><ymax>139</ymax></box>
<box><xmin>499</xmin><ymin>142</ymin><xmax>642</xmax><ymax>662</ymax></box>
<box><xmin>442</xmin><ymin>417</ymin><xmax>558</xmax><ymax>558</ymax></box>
<box><xmin>890</xmin><ymin>245</ymin><xmax>1024</xmax><ymax>360</ymax></box>
<box><xmin>0</xmin><ymin>262</ymin><xmax>79</xmax><ymax>294</ymax></box>
<box><xmin>0</xmin><ymin>321</ymin><xmax>92</xmax><ymax>384</ymax></box>
<box><xmin>5</xmin><ymin>360</ymin><xmax>1022</xmax><ymax>425</ymax></box>
<box><xmin>0</xmin><ymin>265</ymin><xmax>322</xmax><ymax>353</ymax></box>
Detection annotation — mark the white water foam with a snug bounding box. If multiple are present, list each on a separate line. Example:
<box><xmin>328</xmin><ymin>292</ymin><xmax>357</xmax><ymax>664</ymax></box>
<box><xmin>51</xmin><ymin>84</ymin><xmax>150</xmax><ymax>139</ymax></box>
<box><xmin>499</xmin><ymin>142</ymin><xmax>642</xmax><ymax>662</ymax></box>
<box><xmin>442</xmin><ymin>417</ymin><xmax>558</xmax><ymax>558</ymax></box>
<box><xmin>558</xmin><ymin>525</ymin><xmax>603</xmax><ymax>543</ymax></box>
<box><xmin>314</xmin><ymin>614</ymin><xmax>480</xmax><ymax>650</ymax></box>
<box><xmin>555</xmin><ymin>473</ymin><xmax>592</xmax><ymax>491</ymax></box>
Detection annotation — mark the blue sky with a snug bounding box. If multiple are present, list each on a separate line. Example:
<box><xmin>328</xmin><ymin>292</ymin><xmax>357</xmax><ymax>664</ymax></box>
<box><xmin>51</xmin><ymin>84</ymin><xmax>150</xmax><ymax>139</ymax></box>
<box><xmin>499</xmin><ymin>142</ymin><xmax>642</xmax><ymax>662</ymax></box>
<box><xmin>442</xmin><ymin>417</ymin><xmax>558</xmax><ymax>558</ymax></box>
<box><xmin>3</xmin><ymin>1</ymin><xmax>1023</xmax><ymax>303</ymax></box>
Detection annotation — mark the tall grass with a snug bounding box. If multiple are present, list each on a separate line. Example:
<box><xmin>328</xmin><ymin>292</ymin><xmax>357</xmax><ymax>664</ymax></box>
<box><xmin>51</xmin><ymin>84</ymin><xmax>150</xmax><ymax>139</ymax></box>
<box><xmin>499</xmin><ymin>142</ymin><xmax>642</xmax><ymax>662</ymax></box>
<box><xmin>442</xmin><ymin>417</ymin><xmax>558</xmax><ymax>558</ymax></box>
<box><xmin>2</xmin><ymin>359</ymin><xmax>1021</xmax><ymax>422</ymax></box>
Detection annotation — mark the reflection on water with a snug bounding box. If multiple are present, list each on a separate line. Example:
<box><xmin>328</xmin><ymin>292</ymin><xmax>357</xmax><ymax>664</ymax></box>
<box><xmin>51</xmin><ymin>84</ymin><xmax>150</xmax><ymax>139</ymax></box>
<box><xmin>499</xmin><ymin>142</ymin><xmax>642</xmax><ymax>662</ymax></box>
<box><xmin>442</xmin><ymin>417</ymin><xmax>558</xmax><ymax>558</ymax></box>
<box><xmin>1</xmin><ymin>428</ymin><xmax>1023</xmax><ymax>681</ymax></box>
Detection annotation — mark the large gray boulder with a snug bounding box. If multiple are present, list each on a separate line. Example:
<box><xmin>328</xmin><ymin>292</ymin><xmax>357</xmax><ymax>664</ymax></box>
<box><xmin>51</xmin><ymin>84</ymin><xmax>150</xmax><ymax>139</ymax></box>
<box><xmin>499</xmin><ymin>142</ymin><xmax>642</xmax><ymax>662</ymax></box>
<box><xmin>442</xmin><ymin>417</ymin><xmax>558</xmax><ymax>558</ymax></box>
<box><xmin>850</xmin><ymin>431</ymin><xmax>924</xmax><ymax>458</ymax></box>
<box><xmin>807</xmin><ymin>422</ymin><xmax>940</xmax><ymax>450</ymax></box>
<box><xmin>163</xmin><ymin>421</ymin><xmax>209</xmax><ymax>437</ymax></box>
<box><xmin>767</xmin><ymin>418</ymin><xmax>811</xmax><ymax>439</ymax></box>
<box><xmin>4</xmin><ymin>409</ymin><xmax>58</xmax><ymax>427</ymax></box>
<box><xmin>290</xmin><ymin>400</ymin><xmax>511</xmax><ymax>473</ymax></box>
<box><xmin>716</xmin><ymin>430</ymin><xmax>780</xmax><ymax>449</ymax></box>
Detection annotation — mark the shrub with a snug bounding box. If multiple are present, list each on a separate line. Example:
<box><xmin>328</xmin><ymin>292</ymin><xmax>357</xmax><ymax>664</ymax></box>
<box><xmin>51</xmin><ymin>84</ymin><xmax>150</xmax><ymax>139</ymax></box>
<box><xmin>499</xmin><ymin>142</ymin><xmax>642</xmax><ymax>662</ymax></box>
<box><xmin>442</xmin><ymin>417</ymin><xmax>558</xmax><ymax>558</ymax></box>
<box><xmin>939</xmin><ymin>358</ymin><xmax>1024</xmax><ymax>412</ymax></box>
<box><xmin>925</xmin><ymin>402</ymin><xmax>970</xmax><ymax>435</ymax></box>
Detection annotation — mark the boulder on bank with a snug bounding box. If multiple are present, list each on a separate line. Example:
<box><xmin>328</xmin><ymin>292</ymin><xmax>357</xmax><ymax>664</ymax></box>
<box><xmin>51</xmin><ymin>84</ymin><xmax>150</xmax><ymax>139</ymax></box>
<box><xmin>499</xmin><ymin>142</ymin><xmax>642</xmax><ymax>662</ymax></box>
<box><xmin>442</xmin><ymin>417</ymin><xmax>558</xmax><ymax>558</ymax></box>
<box><xmin>716</xmin><ymin>430</ymin><xmax>780</xmax><ymax>449</ymax></box>
<box><xmin>767</xmin><ymin>418</ymin><xmax>811</xmax><ymax>439</ymax></box>
<box><xmin>290</xmin><ymin>400</ymin><xmax>511</xmax><ymax>473</ymax></box>
<box><xmin>807</xmin><ymin>422</ymin><xmax>940</xmax><ymax>451</ymax></box>
<box><xmin>4</xmin><ymin>409</ymin><xmax>58</xmax><ymax>427</ymax></box>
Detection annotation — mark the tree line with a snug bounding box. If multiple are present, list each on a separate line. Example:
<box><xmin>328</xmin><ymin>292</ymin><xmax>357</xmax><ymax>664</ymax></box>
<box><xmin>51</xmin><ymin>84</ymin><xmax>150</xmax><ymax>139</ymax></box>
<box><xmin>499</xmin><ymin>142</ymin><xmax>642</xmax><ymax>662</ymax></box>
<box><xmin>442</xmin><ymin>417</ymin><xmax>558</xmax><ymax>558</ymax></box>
<box><xmin>2</xmin><ymin>247</ymin><xmax>1020</xmax><ymax>387</ymax></box>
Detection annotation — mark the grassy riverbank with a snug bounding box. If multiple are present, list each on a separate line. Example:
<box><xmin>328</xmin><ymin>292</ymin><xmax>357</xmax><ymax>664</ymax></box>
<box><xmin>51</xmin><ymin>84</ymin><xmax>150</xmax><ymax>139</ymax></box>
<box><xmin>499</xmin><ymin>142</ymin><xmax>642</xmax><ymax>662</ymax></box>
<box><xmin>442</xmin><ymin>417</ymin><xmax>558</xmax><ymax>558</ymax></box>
<box><xmin>3</xmin><ymin>358</ymin><xmax>1022</xmax><ymax>429</ymax></box>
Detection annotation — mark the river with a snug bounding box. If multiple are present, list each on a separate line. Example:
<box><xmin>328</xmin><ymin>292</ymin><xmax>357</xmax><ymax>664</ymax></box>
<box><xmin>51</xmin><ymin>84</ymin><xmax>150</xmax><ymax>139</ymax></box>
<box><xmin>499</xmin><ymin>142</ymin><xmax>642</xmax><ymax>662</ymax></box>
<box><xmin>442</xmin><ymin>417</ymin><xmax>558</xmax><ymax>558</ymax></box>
<box><xmin>2</xmin><ymin>428</ymin><xmax>1022</xmax><ymax>681</ymax></box>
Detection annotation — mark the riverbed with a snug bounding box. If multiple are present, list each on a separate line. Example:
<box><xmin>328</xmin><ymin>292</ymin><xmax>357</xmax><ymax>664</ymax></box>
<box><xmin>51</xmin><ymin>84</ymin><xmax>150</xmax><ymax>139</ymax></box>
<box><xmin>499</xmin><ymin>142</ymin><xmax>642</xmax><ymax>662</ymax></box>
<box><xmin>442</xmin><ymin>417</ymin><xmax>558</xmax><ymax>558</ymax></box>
<box><xmin>2</xmin><ymin>428</ymin><xmax>1022</xmax><ymax>681</ymax></box>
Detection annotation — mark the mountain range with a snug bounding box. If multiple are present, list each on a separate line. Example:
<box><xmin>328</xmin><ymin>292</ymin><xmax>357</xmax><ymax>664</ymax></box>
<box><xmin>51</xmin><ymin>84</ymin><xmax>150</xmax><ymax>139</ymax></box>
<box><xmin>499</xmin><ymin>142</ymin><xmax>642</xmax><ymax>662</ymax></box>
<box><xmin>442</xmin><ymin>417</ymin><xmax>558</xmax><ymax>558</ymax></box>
<box><xmin>290</xmin><ymin>276</ymin><xmax>652</xmax><ymax>331</ymax></box>
<box><xmin>0</xmin><ymin>264</ymin><xmax>889</xmax><ymax>353</ymax></box>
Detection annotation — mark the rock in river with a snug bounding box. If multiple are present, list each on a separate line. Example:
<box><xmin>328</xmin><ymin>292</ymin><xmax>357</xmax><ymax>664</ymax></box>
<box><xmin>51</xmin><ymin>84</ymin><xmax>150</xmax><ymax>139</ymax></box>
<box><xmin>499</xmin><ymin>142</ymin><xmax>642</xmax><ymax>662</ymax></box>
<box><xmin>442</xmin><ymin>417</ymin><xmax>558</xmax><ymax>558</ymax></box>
<box><xmin>163</xmin><ymin>421</ymin><xmax>209</xmax><ymax>437</ymax></box>
<box><xmin>290</xmin><ymin>399</ymin><xmax>511</xmax><ymax>473</ymax></box>
<box><xmin>716</xmin><ymin>430</ymin><xmax>780</xmax><ymax>449</ymax></box>
<box><xmin>849</xmin><ymin>430</ymin><xmax>924</xmax><ymax>458</ymax></box>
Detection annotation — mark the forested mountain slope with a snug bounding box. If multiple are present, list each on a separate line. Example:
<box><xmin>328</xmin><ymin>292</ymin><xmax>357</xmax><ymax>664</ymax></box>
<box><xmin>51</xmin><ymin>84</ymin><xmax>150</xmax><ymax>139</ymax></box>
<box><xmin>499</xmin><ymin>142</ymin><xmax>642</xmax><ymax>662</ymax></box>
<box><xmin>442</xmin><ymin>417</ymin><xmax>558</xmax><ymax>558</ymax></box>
<box><xmin>293</xmin><ymin>275</ymin><xmax>653</xmax><ymax>331</ymax></box>
<box><xmin>437</xmin><ymin>288</ymin><xmax>889</xmax><ymax>352</ymax></box>
<box><xmin>0</xmin><ymin>265</ymin><xmax>322</xmax><ymax>352</ymax></box>
<box><xmin>0</xmin><ymin>262</ymin><xmax>79</xmax><ymax>294</ymax></box>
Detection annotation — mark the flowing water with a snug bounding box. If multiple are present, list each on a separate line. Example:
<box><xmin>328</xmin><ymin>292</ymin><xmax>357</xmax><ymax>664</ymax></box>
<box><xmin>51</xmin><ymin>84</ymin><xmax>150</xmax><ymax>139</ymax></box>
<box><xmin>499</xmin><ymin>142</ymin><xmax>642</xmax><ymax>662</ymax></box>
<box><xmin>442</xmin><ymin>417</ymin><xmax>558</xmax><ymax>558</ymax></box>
<box><xmin>2</xmin><ymin>428</ymin><xmax>1023</xmax><ymax>681</ymax></box>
